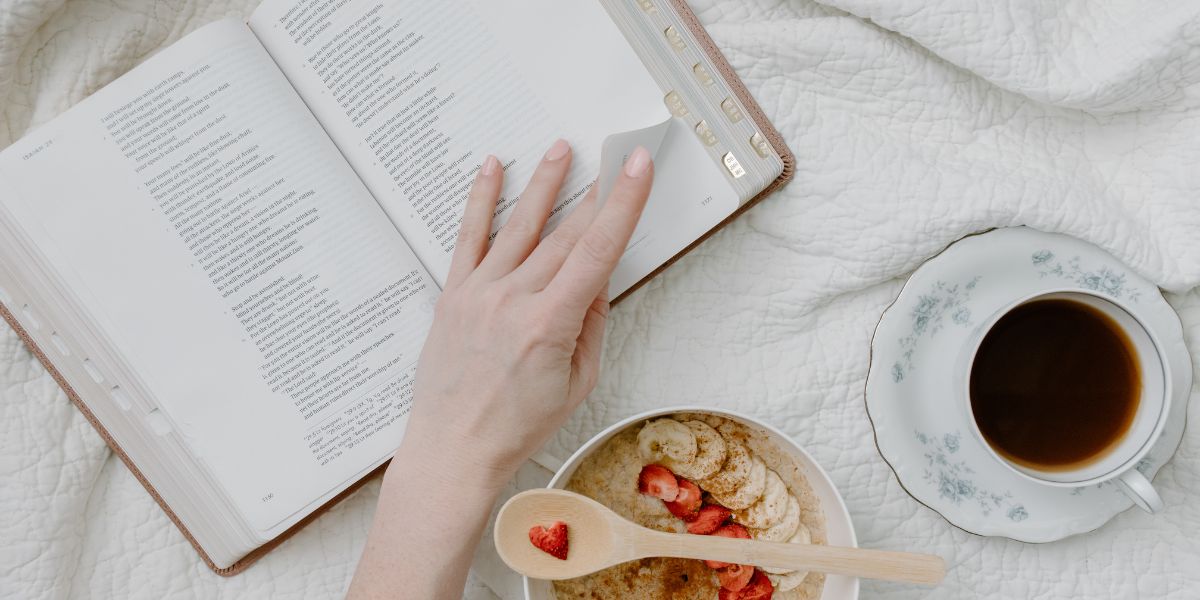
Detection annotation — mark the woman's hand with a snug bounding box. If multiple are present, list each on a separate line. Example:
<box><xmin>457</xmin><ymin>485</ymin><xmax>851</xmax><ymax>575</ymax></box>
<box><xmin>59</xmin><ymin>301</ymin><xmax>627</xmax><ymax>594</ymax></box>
<box><xmin>347</xmin><ymin>140</ymin><xmax>653</xmax><ymax>599</ymax></box>
<box><xmin>405</xmin><ymin>139</ymin><xmax>653</xmax><ymax>485</ymax></box>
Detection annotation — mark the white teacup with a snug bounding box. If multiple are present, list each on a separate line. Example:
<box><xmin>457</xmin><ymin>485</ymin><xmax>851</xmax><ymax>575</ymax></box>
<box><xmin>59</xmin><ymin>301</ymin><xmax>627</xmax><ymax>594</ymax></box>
<box><xmin>958</xmin><ymin>290</ymin><xmax>1169</xmax><ymax>513</ymax></box>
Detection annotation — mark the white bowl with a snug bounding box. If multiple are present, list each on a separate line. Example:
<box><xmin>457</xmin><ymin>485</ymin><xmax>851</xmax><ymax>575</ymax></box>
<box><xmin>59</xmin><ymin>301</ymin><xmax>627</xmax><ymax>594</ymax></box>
<box><xmin>523</xmin><ymin>406</ymin><xmax>860</xmax><ymax>600</ymax></box>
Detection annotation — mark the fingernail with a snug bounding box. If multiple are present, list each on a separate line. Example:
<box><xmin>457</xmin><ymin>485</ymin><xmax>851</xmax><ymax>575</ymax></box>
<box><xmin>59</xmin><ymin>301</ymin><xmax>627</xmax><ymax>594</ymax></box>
<box><xmin>480</xmin><ymin>155</ymin><xmax>499</xmax><ymax>176</ymax></box>
<box><xmin>544</xmin><ymin>138</ymin><xmax>570</xmax><ymax>161</ymax></box>
<box><xmin>624</xmin><ymin>146</ymin><xmax>651</xmax><ymax>178</ymax></box>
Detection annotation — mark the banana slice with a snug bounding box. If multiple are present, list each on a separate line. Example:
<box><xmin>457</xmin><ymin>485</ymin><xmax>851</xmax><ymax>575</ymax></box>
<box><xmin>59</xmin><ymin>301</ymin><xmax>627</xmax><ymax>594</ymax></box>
<box><xmin>732</xmin><ymin>469</ymin><xmax>788</xmax><ymax>529</ymax></box>
<box><xmin>761</xmin><ymin>523</ymin><xmax>812</xmax><ymax>575</ymax></box>
<box><xmin>637</xmin><ymin>418</ymin><xmax>697</xmax><ymax>465</ymax></box>
<box><xmin>768</xmin><ymin>564</ymin><xmax>811</xmax><ymax>592</ymax></box>
<box><xmin>751</xmin><ymin>494</ymin><xmax>800</xmax><ymax>542</ymax></box>
<box><xmin>709</xmin><ymin>456</ymin><xmax>767</xmax><ymax>510</ymax></box>
<box><xmin>714</xmin><ymin>419</ymin><xmax>744</xmax><ymax>439</ymax></box>
<box><xmin>664</xmin><ymin>420</ymin><xmax>727</xmax><ymax>480</ymax></box>
<box><xmin>699</xmin><ymin>441</ymin><xmax>753</xmax><ymax>495</ymax></box>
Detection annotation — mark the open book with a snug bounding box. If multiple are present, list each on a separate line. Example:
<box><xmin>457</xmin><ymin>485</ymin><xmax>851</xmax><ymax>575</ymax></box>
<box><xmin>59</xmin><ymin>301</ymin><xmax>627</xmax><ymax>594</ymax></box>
<box><xmin>0</xmin><ymin>0</ymin><xmax>791</xmax><ymax>575</ymax></box>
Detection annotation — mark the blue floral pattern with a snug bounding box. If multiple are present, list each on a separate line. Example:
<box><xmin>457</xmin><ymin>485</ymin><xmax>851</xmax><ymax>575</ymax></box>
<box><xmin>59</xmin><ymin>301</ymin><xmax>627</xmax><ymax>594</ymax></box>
<box><xmin>915</xmin><ymin>430</ymin><xmax>1029</xmax><ymax>521</ymax></box>
<box><xmin>892</xmin><ymin>278</ymin><xmax>979</xmax><ymax>382</ymax></box>
<box><xmin>1032</xmin><ymin>250</ymin><xmax>1141</xmax><ymax>302</ymax></box>
<box><xmin>867</xmin><ymin>229</ymin><xmax>1186</xmax><ymax>541</ymax></box>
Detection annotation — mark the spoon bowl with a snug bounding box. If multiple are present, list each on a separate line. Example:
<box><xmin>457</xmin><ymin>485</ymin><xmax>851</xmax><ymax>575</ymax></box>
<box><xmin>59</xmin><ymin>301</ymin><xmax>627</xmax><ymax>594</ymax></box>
<box><xmin>494</xmin><ymin>488</ymin><xmax>623</xmax><ymax>580</ymax></box>
<box><xmin>496</xmin><ymin>488</ymin><xmax>945</xmax><ymax>585</ymax></box>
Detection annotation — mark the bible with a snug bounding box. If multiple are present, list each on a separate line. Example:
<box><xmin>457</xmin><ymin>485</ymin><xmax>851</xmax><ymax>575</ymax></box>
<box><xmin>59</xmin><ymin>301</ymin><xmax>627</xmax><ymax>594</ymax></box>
<box><xmin>0</xmin><ymin>0</ymin><xmax>792</xmax><ymax>574</ymax></box>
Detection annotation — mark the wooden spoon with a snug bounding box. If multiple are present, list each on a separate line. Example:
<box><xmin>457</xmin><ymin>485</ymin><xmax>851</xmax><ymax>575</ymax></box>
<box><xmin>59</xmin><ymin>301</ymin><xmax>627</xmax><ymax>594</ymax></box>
<box><xmin>495</xmin><ymin>489</ymin><xmax>945</xmax><ymax>585</ymax></box>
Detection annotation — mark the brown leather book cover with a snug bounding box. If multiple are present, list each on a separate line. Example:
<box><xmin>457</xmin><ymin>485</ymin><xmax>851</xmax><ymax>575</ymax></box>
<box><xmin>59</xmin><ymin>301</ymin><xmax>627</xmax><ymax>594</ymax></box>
<box><xmin>0</xmin><ymin>1</ymin><xmax>794</xmax><ymax>576</ymax></box>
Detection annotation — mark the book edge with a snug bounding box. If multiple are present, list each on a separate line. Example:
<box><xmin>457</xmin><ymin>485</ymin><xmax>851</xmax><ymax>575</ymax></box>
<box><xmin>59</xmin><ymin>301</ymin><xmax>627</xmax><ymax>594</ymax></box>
<box><xmin>613</xmin><ymin>0</ymin><xmax>796</xmax><ymax>305</ymax></box>
<box><xmin>0</xmin><ymin>300</ymin><xmax>388</xmax><ymax>576</ymax></box>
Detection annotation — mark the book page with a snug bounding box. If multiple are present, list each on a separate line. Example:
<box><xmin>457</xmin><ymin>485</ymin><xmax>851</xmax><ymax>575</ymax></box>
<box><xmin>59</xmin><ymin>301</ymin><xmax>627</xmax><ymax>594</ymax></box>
<box><xmin>599</xmin><ymin>118</ymin><xmax>742</xmax><ymax>293</ymax></box>
<box><xmin>249</xmin><ymin>0</ymin><xmax>682</xmax><ymax>290</ymax></box>
<box><xmin>0</xmin><ymin>19</ymin><xmax>438</xmax><ymax>536</ymax></box>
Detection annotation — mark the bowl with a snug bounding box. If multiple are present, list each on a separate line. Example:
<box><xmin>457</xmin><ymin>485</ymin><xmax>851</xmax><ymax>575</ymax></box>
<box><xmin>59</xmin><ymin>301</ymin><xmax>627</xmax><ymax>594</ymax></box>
<box><xmin>523</xmin><ymin>406</ymin><xmax>860</xmax><ymax>600</ymax></box>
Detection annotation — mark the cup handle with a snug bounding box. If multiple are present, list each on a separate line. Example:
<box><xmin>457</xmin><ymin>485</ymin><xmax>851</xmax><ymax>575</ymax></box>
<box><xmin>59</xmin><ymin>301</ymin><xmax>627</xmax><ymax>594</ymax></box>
<box><xmin>1115</xmin><ymin>469</ymin><xmax>1163</xmax><ymax>514</ymax></box>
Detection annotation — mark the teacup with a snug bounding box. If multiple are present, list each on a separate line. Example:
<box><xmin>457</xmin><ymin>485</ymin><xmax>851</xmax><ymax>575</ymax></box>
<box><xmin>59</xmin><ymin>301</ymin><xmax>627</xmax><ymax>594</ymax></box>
<box><xmin>957</xmin><ymin>290</ymin><xmax>1169</xmax><ymax>513</ymax></box>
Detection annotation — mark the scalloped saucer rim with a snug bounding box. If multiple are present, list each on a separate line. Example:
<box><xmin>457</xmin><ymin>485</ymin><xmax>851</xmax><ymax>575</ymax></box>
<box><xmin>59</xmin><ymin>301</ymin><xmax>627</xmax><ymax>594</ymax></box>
<box><xmin>864</xmin><ymin>226</ymin><xmax>1191</xmax><ymax>543</ymax></box>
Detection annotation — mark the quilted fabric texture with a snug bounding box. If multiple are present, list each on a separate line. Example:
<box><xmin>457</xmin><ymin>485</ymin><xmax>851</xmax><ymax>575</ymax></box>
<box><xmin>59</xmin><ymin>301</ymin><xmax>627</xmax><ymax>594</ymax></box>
<box><xmin>3</xmin><ymin>0</ymin><xmax>1200</xmax><ymax>598</ymax></box>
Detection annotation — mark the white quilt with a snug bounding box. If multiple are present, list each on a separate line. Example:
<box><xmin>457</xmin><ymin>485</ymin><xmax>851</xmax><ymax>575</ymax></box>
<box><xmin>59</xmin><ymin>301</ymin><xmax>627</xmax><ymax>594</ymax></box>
<box><xmin>3</xmin><ymin>0</ymin><xmax>1200</xmax><ymax>598</ymax></box>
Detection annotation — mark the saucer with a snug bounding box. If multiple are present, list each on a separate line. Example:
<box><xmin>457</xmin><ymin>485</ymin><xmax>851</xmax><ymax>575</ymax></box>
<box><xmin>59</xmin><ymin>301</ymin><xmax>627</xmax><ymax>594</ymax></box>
<box><xmin>865</xmin><ymin>227</ymin><xmax>1191</xmax><ymax>542</ymax></box>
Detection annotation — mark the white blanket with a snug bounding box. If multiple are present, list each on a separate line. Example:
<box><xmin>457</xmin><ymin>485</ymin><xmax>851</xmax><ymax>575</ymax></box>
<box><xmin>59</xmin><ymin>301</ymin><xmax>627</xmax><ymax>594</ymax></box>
<box><xmin>3</xmin><ymin>0</ymin><xmax>1199</xmax><ymax>598</ymax></box>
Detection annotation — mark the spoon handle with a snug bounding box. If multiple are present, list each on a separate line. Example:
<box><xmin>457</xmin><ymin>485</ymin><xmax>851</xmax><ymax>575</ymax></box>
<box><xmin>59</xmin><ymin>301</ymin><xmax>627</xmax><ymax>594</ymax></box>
<box><xmin>634</xmin><ymin>531</ymin><xmax>945</xmax><ymax>585</ymax></box>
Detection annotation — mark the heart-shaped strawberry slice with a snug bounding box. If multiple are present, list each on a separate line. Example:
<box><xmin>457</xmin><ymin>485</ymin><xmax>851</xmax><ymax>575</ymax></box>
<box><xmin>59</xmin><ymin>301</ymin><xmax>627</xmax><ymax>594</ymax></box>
<box><xmin>528</xmin><ymin>521</ymin><xmax>569</xmax><ymax>560</ymax></box>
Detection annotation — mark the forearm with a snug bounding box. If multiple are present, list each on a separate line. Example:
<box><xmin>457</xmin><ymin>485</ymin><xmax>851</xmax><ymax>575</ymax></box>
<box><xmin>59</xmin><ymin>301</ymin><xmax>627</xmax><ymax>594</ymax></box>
<box><xmin>346</xmin><ymin>427</ymin><xmax>511</xmax><ymax>600</ymax></box>
<box><xmin>345</xmin><ymin>141</ymin><xmax>652</xmax><ymax>597</ymax></box>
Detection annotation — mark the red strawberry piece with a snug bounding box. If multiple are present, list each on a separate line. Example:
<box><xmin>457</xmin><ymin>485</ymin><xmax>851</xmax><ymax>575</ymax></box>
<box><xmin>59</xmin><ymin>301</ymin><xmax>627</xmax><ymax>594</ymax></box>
<box><xmin>704</xmin><ymin>523</ymin><xmax>750</xmax><ymax>569</ymax></box>
<box><xmin>712</xmin><ymin>522</ymin><xmax>750</xmax><ymax>539</ymax></box>
<box><xmin>663</xmin><ymin>479</ymin><xmax>703</xmax><ymax>521</ymax></box>
<box><xmin>738</xmin><ymin>570</ymin><xmax>775</xmax><ymax>600</ymax></box>
<box><xmin>638</xmin><ymin>465</ymin><xmax>680</xmax><ymax>502</ymax></box>
<box><xmin>717</xmin><ymin>563</ymin><xmax>755</xmax><ymax>591</ymax></box>
<box><xmin>528</xmin><ymin>521</ymin><xmax>569</xmax><ymax>560</ymax></box>
<box><xmin>686</xmin><ymin>504</ymin><xmax>732</xmax><ymax>535</ymax></box>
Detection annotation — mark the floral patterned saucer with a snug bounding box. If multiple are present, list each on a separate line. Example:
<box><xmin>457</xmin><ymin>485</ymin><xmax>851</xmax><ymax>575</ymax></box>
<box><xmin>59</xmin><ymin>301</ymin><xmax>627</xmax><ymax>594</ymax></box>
<box><xmin>865</xmin><ymin>227</ymin><xmax>1191</xmax><ymax>542</ymax></box>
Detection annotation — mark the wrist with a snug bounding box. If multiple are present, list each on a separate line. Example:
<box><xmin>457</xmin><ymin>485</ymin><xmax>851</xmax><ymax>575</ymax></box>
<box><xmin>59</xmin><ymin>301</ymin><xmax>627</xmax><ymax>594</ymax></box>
<box><xmin>386</xmin><ymin>421</ymin><xmax>515</xmax><ymax>495</ymax></box>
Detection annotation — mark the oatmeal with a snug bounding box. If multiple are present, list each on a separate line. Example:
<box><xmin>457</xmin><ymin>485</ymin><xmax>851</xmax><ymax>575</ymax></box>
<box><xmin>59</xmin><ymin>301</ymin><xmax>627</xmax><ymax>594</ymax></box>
<box><xmin>552</xmin><ymin>414</ymin><xmax>827</xmax><ymax>600</ymax></box>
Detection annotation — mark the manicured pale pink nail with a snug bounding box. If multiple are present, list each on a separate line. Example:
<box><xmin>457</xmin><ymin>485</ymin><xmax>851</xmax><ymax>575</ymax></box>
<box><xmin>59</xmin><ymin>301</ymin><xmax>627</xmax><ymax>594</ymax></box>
<box><xmin>624</xmin><ymin>146</ymin><xmax>651</xmax><ymax>178</ymax></box>
<box><xmin>481</xmin><ymin>155</ymin><xmax>499</xmax><ymax>176</ymax></box>
<box><xmin>544</xmin><ymin>139</ymin><xmax>570</xmax><ymax>161</ymax></box>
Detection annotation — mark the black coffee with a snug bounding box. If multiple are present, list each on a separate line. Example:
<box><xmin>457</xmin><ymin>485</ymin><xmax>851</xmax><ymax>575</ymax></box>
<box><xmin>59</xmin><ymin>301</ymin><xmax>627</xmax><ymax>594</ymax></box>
<box><xmin>969</xmin><ymin>299</ymin><xmax>1140</xmax><ymax>471</ymax></box>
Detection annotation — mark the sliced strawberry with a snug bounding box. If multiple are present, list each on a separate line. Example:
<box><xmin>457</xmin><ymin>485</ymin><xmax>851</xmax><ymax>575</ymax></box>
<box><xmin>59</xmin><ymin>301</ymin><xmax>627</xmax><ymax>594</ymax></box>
<box><xmin>663</xmin><ymin>479</ymin><xmax>703</xmax><ymax>521</ymax></box>
<box><xmin>528</xmin><ymin>521</ymin><xmax>569</xmax><ymax>560</ymax></box>
<box><xmin>704</xmin><ymin>523</ymin><xmax>750</xmax><ymax>569</ymax></box>
<box><xmin>638</xmin><ymin>465</ymin><xmax>680</xmax><ymax>502</ymax></box>
<box><xmin>686</xmin><ymin>504</ymin><xmax>732</xmax><ymax>535</ymax></box>
<box><xmin>717</xmin><ymin>563</ymin><xmax>755</xmax><ymax>591</ymax></box>
<box><xmin>712</xmin><ymin>522</ymin><xmax>750</xmax><ymax>538</ymax></box>
<box><xmin>738</xmin><ymin>570</ymin><xmax>775</xmax><ymax>600</ymax></box>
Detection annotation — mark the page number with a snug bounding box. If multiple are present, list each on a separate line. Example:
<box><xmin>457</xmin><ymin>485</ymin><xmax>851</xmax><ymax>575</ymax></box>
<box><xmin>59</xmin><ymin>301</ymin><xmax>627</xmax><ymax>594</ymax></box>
<box><xmin>22</xmin><ymin>139</ymin><xmax>54</xmax><ymax>161</ymax></box>
<box><xmin>261</xmin><ymin>492</ymin><xmax>275</xmax><ymax>503</ymax></box>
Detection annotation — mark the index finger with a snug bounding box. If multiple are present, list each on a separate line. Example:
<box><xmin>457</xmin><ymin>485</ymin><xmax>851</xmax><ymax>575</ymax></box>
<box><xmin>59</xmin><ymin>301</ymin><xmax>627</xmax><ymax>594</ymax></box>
<box><xmin>544</xmin><ymin>146</ymin><xmax>653</xmax><ymax>311</ymax></box>
<box><xmin>445</xmin><ymin>155</ymin><xmax>503</xmax><ymax>289</ymax></box>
